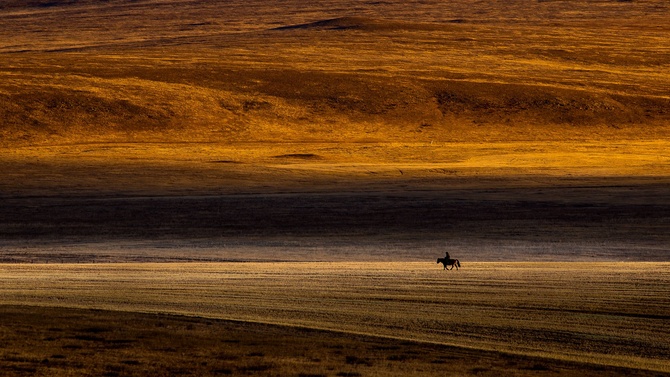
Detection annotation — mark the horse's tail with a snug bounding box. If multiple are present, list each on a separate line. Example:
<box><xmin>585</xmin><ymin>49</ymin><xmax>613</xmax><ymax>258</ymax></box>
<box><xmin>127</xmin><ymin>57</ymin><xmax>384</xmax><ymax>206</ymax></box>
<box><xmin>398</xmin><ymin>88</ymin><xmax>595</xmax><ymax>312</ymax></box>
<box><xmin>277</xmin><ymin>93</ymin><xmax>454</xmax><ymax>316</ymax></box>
<box><xmin>456</xmin><ymin>260</ymin><xmax>461</xmax><ymax>267</ymax></box>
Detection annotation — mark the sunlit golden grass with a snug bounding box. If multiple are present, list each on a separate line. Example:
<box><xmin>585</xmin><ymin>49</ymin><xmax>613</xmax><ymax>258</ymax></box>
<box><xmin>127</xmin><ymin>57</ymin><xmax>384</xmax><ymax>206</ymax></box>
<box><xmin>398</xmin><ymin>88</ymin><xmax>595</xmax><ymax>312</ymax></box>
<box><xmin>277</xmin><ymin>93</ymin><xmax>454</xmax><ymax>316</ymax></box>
<box><xmin>2</xmin><ymin>1</ymin><xmax>670</xmax><ymax>148</ymax></box>
<box><xmin>2</xmin><ymin>140</ymin><xmax>669</xmax><ymax>196</ymax></box>
<box><xmin>2</xmin><ymin>1</ymin><xmax>669</xmax><ymax>196</ymax></box>
<box><xmin>2</xmin><ymin>262</ymin><xmax>669</xmax><ymax>372</ymax></box>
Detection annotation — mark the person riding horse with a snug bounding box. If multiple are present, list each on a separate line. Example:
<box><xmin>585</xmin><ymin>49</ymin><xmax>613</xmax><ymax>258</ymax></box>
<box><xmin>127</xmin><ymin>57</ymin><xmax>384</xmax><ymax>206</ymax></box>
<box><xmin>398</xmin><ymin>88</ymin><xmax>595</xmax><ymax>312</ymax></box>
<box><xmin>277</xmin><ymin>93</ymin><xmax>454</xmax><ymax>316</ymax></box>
<box><xmin>437</xmin><ymin>252</ymin><xmax>460</xmax><ymax>270</ymax></box>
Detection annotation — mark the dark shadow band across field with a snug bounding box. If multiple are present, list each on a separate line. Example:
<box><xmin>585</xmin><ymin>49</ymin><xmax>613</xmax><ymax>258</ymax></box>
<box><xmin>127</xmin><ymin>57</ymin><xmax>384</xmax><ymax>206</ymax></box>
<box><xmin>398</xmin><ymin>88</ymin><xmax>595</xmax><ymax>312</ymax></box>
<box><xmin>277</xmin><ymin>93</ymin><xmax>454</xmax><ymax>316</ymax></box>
<box><xmin>1</xmin><ymin>305</ymin><xmax>668</xmax><ymax>377</ymax></box>
<box><xmin>1</xmin><ymin>177</ymin><xmax>669</xmax><ymax>262</ymax></box>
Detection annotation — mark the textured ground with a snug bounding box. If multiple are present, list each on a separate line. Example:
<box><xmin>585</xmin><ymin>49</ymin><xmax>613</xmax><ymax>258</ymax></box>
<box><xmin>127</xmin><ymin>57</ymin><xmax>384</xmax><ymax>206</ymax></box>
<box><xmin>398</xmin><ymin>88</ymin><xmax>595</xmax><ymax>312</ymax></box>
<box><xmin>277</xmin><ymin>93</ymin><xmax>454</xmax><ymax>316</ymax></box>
<box><xmin>2</xmin><ymin>262</ymin><xmax>669</xmax><ymax>374</ymax></box>
<box><xmin>2</xmin><ymin>0</ymin><xmax>669</xmax><ymax>376</ymax></box>
<box><xmin>4</xmin><ymin>304</ymin><xmax>668</xmax><ymax>377</ymax></box>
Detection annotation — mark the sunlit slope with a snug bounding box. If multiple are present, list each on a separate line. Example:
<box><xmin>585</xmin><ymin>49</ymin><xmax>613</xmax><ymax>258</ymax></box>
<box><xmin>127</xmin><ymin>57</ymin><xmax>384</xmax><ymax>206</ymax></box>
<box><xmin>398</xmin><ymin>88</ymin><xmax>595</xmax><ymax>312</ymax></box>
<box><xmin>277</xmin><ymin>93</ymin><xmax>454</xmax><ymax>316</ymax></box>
<box><xmin>1</xmin><ymin>1</ymin><xmax>669</xmax><ymax>146</ymax></box>
<box><xmin>2</xmin><ymin>61</ymin><xmax>669</xmax><ymax>145</ymax></box>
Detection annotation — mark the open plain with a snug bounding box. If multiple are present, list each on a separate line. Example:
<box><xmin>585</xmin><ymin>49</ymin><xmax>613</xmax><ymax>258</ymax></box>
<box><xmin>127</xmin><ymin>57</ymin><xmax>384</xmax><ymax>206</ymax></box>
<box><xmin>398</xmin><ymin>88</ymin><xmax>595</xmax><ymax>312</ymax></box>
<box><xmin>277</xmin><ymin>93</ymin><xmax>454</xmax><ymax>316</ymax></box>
<box><xmin>2</xmin><ymin>262</ymin><xmax>670</xmax><ymax>376</ymax></box>
<box><xmin>1</xmin><ymin>0</ymin><xmax>670</xmax><ymax>375</ymax></box>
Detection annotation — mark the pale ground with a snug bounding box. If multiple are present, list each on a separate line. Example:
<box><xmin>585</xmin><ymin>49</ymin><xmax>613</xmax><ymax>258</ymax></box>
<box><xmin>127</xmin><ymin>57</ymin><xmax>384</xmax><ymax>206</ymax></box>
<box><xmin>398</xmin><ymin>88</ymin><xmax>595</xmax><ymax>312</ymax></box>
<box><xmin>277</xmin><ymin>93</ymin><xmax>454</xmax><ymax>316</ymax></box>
<box><xmin>2</xmin><ymin>262</ymin><xmax>669</xmax><ymax>373</ymax></box>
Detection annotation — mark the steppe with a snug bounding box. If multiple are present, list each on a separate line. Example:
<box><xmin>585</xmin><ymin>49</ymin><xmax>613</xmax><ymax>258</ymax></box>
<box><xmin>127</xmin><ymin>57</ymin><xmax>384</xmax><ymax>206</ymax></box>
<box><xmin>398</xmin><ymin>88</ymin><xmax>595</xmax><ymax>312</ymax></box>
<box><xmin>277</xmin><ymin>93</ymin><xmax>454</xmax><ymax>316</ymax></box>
<box><xmin>1</xmin><ymin>0</ymin><xmax>670</xmax><ymax>375</ymax></box>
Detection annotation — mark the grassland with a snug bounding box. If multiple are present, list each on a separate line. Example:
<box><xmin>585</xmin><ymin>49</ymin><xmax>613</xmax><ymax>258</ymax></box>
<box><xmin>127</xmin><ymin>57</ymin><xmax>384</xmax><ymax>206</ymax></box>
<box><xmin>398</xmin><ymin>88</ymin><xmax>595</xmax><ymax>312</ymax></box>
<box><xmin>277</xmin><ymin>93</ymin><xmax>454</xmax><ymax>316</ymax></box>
<box><xmin>5</xmin><ymin>306</ymin><xmax>666</xmax><ymax>377</ymax></box>
<box><xmin>2</xmin><ymin>0</ymin><xmax>670</xmax><ymax>147</ymax></box>
<box><xmin>2</xmin><ymin>0</ymin><xmax>670</xmax><ymax>375</ymax></box>
<box><xmin>1</xmin><ymin>262</ymin><xmax>669</xmax><ymax>375</ymax></box>
<box><xmin>1</xmin><ymin>0</ymin><xmax>669</xmax><ymax>259</ymax></box>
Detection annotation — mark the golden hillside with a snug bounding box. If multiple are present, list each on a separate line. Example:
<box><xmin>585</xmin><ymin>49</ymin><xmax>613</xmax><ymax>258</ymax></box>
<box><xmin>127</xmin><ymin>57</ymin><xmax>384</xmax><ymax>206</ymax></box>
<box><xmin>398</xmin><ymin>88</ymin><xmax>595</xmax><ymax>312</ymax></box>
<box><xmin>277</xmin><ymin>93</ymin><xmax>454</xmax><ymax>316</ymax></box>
<box><xmin>1</xmin><ymin>0</ymin><xmax>669</xmax><ymax>146</ymax></box>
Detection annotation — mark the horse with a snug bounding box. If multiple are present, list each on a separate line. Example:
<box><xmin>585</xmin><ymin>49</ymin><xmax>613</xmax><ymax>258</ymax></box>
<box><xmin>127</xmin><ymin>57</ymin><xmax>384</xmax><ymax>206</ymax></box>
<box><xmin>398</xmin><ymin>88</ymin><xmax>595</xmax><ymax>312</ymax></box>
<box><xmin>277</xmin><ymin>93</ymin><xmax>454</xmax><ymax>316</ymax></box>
<box><xmin>437</xmin><ymin>257</ymin><xmax>461</xmax><ymax>270</ymax></box>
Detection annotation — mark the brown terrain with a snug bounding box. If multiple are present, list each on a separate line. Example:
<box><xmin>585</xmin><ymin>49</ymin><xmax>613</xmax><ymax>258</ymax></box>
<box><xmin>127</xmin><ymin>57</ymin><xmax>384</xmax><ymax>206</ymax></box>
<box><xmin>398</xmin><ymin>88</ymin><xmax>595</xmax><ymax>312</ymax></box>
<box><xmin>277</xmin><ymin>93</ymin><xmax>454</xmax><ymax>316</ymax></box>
<box><xmin>1</xmin><ymin>0</ymin><xmax>669</xmax><ymax>375</ymax></box>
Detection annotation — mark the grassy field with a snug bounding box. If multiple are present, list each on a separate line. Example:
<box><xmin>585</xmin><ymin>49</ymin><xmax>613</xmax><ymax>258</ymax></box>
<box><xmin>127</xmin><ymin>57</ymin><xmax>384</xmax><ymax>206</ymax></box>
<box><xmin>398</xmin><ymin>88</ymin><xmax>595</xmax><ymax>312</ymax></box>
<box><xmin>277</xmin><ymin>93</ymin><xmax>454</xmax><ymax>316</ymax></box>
<box><xmin>4</xmin><ymin>305</ymin><xmax>666</xmax><ymax>377</ymax></box>
<box><xmin>1</xmin><ymin>262</ymin><xmax>669</xmax><ymax>374</ymax></box>
<box><xmin>2</xmin><ymin>0</ymin><xmax>670</xmax><ymax>147</ymax></box>
<box><xmin>2</xmin><ymin>0</ymin><xmax>670</xmax><ymax>375</ymax></box>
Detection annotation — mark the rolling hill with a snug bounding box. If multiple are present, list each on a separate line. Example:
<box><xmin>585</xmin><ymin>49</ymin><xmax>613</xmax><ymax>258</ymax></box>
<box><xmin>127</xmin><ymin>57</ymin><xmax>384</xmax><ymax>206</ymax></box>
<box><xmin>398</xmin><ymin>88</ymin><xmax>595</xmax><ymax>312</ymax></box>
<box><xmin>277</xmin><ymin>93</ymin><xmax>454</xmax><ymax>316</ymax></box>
<box><xmin>1</xmin><ymin>0</ymin><xmax>669</xmax><ymax>146</ymax></box>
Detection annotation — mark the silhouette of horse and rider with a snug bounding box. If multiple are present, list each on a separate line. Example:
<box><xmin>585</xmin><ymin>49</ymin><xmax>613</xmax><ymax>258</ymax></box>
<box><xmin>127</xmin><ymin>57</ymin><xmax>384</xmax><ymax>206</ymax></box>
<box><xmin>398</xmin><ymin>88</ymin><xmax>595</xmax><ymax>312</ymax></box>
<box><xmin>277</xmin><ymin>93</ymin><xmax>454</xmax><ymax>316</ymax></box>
<box><xmin>437</xmin><ymin>252</ymin><xmax>461</xmax><ymax>270</ymax></box>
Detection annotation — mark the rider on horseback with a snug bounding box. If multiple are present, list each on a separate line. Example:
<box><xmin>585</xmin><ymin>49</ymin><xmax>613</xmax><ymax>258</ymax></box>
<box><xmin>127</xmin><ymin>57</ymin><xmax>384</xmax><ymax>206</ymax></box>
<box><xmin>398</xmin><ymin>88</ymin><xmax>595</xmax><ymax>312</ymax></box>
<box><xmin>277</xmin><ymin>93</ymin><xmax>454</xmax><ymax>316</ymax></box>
<box><xmin>438</xmin><ymin>251</ymin><xmax>460</xmax><ymax>270</ymax></box>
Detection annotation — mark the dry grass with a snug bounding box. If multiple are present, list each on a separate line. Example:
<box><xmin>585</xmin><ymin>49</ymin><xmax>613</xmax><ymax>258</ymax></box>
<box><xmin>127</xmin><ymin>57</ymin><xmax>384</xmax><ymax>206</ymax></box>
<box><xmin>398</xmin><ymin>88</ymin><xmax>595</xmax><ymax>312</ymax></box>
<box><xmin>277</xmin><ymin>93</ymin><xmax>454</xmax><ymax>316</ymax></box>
<box><xmin>2</xmin><ymin>305</ymin><xmax>662</xmax><ymax>377</ymax></box>
<box><xmin>1</xmin><ymin>0</ymin><xmax>669</xmax><ymax>208</ymax></box>
<box><xmin>1</xmin><ymin>262</ymin><xmax>669</xmax><ymax>373</ymax></box>
<box><xmin>2</xmin><ymin>179</ymin><xmax>669</xmax><ymax>263</ymax></box>
<box><xmin>1</xmin><ymin>141</ymin><xmax>669</xmax><ymax>197</ymax></box>
<box><xmin>1</xmin><ymin>1</ymin><xmax>669</xmax><ymax>375</ymax></box>
<box><xmin>1</xmin><ymin>0</ymin><xmax>670</xmax><ymax>147</ymax></box>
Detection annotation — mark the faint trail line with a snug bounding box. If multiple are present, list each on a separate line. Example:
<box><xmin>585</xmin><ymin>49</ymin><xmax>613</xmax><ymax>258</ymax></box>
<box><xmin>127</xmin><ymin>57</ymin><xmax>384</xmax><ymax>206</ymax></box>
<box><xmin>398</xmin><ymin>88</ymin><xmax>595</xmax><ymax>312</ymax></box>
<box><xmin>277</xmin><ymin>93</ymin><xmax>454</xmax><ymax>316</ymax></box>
<box><xmin>1</xmin><ymin>262</ymin><xmax>669</xmax><ymax>372</ymax></box>
<box><xmin>511</xmin><ymin>305</ymin><xmax>670</xmax><ymax>321</ymax></box>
